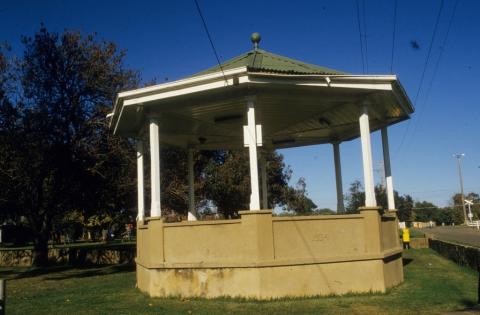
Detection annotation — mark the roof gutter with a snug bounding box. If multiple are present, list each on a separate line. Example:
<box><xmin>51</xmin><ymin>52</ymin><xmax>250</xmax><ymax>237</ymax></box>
<box><xmin>246</xmin><ymin>71</ymin><xmax>414</xmax><ymax>115</ymax></box>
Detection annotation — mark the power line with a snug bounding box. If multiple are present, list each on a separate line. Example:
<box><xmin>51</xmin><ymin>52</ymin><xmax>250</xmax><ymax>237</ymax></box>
<box><xmin>390</xmin><ymin>0</ymin><xmax>398</xmax><ymax>74</ymax></box>
<box><xmin>413</xmin><ymin>0</ymin><xmax>445</xmax><ymax>104</ymax></box>
<box><xmin>355</xmin><ymin>0</ymin><xmax>365</xmax><ymax>73</ymax></box>
<box><xmin>193</xmin><ymin>0</ymin><xmax>228</xmax><ymax>84</ymax></box>
<box><xmin>409</xmin><ymin>188</ymin><xmax>476</xmax><ymax>194</ymax></box>
<box><xmin>361</xmin><ymin>0</ymin><xmax>369</xmax><ymax>72</ymax></box>
<box><xmin>409</xmin><ymin>0</ymin><xmax>459</xmax><ymax>141</ymax></box>
<box><xmin>393</xmin><ymin>0</ymin><xmax>445</xmax><ymax>158</ymax></box>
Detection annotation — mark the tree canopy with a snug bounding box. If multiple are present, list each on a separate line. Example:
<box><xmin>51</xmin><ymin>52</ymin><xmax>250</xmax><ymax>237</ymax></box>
<box><xmin>0</xmin><ymin>26</ymin><xmax>139</xmax><ymax>265</ymax></box>
<box><xmin>344</xmin><ymin>180</ymin><xmax>414</xmax><ymax>222</ymax></box>
<box><xmin>0</xmin><ymin>26</ymin><xmax>317</xmax><ymax>265</ymax></box>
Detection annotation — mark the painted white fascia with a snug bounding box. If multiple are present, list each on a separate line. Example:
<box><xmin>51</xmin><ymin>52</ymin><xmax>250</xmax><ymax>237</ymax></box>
<box><xmin>118</xmin><ymin>66</ymin><xmax>248</xmax><ymax>99</ymax></box>
<box><xmin>247</xmin><ymin>72</ymin><xmax>397</xmax><ymax>81</ymax></box>
<box><xmin>244</xmin><ymin>74</ymin><xmax>394</xmax><ymax>91</ymax></box>
<box><xmin>123</xmin><ymin>77</ymin><xmax>237</xmax><ymax>106</ymax></box>
<box><xmin>113</xmin><ymin>67</ymin><xmax>248</xmax><ymax>134</ymax></box>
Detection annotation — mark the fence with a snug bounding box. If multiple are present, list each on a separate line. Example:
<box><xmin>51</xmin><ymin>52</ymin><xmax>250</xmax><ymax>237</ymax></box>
<box><xmin>428</xmin><ymin>238</ymin><xmax>479</xmax><ymax>271</ymax></box>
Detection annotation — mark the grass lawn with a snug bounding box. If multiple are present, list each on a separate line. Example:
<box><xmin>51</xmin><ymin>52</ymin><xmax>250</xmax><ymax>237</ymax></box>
<box><xmin>0</xmin><ymin>249</ymin><xmax>477</xmax><ymax>315</ymax></box>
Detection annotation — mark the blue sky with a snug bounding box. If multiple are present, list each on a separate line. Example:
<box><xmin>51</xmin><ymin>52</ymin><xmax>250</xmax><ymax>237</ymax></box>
<box><xmin>2</xmin><ymin>0</ymin><xmax>480</xmax><ymax>209</ymax></box>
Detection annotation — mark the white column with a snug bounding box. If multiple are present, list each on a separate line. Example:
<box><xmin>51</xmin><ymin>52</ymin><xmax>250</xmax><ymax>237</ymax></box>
<box><xmin>333</xmin><ymin>142</ymin><xmax>345</xmax><ymax>213</ymax></box>
<box><xmin>136</xmin><ymin>140</ymin><xmax>145</xmax><ymax>221</ymax></box>
<box><xmin>149</xmin><ymin>118</ymin><xmax>161</xmax><ymax>217</ymax></box>
<box><xmin>260</xmin><ymin>153</ymin><xmax>268</xmax><ymax>209</ymax></box>
<box><xmin>381</xmin><ymin>127</ymin><xmax>395</xmax><ymax>210</ymax></box>
<box><xmin>246</xmin><ymin>97</ymin><xmax>260</xmax><ymax>210</ymax></box>
<box><xmin>187</xmin><ymin>149</ymin><xmax>197</xmax><ymax>220</ymax></box>
<box><xmin>359</xmin><ymin>107</ymin><xmax>377</xmax><ymax>207</ymax></box>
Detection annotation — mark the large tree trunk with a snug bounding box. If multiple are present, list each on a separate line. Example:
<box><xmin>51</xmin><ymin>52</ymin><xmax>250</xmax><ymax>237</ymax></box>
<box><xmin>32</xmin><ymin>231</ymin><xmax>49</xmax><ymax>266</ymax></box>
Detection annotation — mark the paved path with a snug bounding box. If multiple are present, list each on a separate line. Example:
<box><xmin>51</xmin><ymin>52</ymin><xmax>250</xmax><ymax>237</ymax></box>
<box><xmin>422</xmin><ymin>226</ymin><xmax>480</xmax><ymax>248</ymax></box>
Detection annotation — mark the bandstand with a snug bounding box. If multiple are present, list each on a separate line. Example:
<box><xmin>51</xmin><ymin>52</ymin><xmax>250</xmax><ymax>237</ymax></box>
<box><xmin>109</xmin><ymin>34</ymin><xmax>414</xmax><ymax>299</ymax></box>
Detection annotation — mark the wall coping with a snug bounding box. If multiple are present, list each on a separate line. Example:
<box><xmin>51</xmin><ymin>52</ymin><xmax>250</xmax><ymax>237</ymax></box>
<box><xmin>139</xmin><ymin>213</ymin><xmax>372</xmax><ymax>227</ymax></box>
<box><xmin>137</xmin><ymin>247</ymin><xmax>403</xmax><ymax>269</ymax></box>
<box><xmin>238</xmin><ymin>210</ymin><xmax>273</xmax><ymax>215</ymax></box>
<box><xmin>358</xmin><ymin>206</ymin><xmax>383</xmax><ymax>212</ymax></box>
<box><xmin>273</xmin><ymin>214</ymin><xmax>363</xmax><ymax>222</ymax></box>
<box><xmin>163</xmin><ymin>219</ymin><xmax>241</xmax><ymax>227</ymax></box>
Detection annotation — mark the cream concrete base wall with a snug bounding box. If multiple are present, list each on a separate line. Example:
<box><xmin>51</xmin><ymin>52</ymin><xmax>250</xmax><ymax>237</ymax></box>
<box><xmin>383</xmin><ymin>253</ymin><xmax>404</xmax><ymax>288</ymax></box>
<box><xmin>136</xmin><ymin>207</ymin><xmax>404</xmax><ymax>299</ymax></box>
<box><xmin>137</xmin><ymin>259</ymin><xmax>390</xmax><ymax>299</ymax></box>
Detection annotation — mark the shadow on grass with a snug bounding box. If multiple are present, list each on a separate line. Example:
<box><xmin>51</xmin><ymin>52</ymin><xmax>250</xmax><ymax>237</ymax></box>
<box><xmin>0</xmin><ymin>269</ymin><xmax>25</xmax><ymax>277</ymax></box>
<box><xmin>44</xmin><ymin>264</ymin><xmax>135</xmax><ymax>281</ymax></box>
<box><xmin>3</xmin><ymin>264</ymin><xmax>135</xmax><ymax>281</ymax></box>
<box><xmin>460</xmin><ymin>298</ymin><xmax>478</xmax><ymax>308</ymax></box>
<box><xmin>402</xmin><ymin>258</ymin><xmax>414</xmax><ymax>266</ymax></box>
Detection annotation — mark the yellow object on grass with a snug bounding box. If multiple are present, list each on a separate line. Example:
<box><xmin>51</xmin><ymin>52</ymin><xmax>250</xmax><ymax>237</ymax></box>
<box><xmin>402</xmin><ymin>228</ymin><xmax>410</xmax><ymax>242</ymax></box>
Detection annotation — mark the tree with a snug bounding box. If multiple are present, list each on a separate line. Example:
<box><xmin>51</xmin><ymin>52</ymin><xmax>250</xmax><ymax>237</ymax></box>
<box><xmin>413</xmin><ymin>201</ymin><xmax>437</xmax><ymax>222</ymax></box>
<box><xmin>0</xmin><ymin>49</ymin><xmax>18</xmax><ymax>223</ymax></box>
<box><xmin>0</xmin><ymin>26</ymin><xmax>138</xmax><ymax>265</ymax></box>
<box><xmin>451</xmin><ymin>192</ymin><xmax>480</xmax><ymax>222</ymax></box>
<box><xmin>434</xmin><ymin>207</ymin><xmax>464</xmax><ymax>225</ymax></box>
<box><xmin>201</xmin><ymin>149</ymin><xmax>308</xmax><ymax>218</ymax></box>
<box><xmin>0</xmin><ymin>26</ymin><xmax>320</xmax><ymax>266</ymax></box>
<box><xmin>344</xmin><ymin>181</ymin><xmax>414</xmax><ymax>221</ymax></box>
<box><xmin>395</xmin><ymin>194</ymin><xmax>414</xmax><ymax>222</ymax></box>
<box><xmin>345</xmin><ymin>180</ymin><xmax>365</xmax><ymax>213</ymax></box>
<box><xmin>283</xmin><ymin>177</ymin><xmax>317</xmax><ymax>214</ymax></box>
<box><xmin>314</xmin><ymin>208</ymin><xmax>335</xmax><ymax>215</ymax></box>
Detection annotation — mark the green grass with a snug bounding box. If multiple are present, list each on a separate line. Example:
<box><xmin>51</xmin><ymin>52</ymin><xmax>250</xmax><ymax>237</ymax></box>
<box><xmin>0</xmin><ymin>249</ymin><xmax>477</xmax><ymax>315</ymax></box>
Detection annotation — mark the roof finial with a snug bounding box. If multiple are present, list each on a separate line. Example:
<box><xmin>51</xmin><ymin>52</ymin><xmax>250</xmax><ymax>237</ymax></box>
<box><xmin>251</xmin><ymin>32</ymin><xmax>261</xmax><ymax>50</ymax></box>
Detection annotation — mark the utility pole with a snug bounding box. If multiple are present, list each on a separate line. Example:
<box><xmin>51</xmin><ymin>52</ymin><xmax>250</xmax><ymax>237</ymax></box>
<box><xmin>453</xmin><ymin>153</ymin><xmax>468</xmax><ymax>225</ymax></box>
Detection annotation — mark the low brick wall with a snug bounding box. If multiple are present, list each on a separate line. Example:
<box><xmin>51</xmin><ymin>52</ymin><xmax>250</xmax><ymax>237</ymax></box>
<box><xmin>0</xmin><ymin>243</ymin><xmax>135</xmax><ymax>267</ymax></box>
<box><xmin>428</xmin><ymin>238</ymin><xmax>479</xmax><ymax>271</ymax></box>
<box><xmin>410</xmin><ymin>237</ymin><xmax>429</xmax><ymax>249</ymax></box>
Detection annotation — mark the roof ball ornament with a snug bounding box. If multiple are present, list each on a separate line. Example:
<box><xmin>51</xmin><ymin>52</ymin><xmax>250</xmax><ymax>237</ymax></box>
<box><xmin>251</xmin><ymin>32</ymin><xmax>261</xmax><ymax>50</ymax></box>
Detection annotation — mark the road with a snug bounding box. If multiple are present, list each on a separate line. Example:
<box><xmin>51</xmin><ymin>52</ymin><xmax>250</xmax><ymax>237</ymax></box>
<box><xmin>421</xmin><ymin>226</ymin><xmax>480</xmax><ymax>248</ymax></box>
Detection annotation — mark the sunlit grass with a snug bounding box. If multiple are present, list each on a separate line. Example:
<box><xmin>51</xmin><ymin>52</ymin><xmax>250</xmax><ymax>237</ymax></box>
<box><xmin>1</xmin><ymin>249</ymin><xmax>477</xmax><ymax>315</ymax></box>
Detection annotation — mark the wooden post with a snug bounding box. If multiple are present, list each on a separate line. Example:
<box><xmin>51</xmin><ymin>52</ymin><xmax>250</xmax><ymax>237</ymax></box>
<box><xmin>187</xmin><ymin>149</ymin><xmax>197</xmax><ymax>220</ymax></box>
<box><xmin>333</xmin><ymin>142</ymin><xmax>345</xmax><ymax>213</ymax></box>
<box><xmin>149</xmin><ymin>118</ymin><xmax>161</xmax><ymax>217</ymax></box>
<box><xmin>245</xmin><ymin>97</ymin><xmax>260</xmax><ymax>210</ymax></box>
<box><xmin>359</xmin><ymin>107</ymin><xmax>377</xmax><ymax>207</ymax></box>
<box><xmin>260</xmin><ymin>153</ymin><xmax>268</xmax><ymax>209</ymax></box>
<box><xmin>136</xmin><ymin>140</ymin><xmax>145</xmax><ymax>222</ymax></box>
<box><xmin>381</xmin><ymin>127</ymin><xmax>395</xmax><ymax>210</ymax></box>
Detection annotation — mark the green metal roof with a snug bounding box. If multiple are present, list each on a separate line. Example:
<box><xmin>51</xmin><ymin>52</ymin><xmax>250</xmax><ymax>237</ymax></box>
<box><xmin>190</xmin><ymin>49</ymin><xmax>347</xmax><ymax>77</ymax></box>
